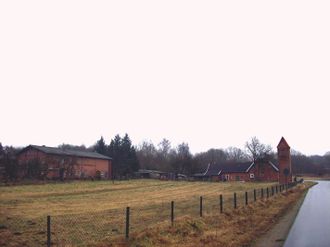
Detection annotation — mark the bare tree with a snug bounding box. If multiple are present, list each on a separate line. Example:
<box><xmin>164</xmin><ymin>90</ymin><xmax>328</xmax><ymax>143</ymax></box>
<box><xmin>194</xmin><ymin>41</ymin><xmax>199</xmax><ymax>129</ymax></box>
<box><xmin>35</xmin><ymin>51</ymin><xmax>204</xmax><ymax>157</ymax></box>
<box><xmin>157</xmin><ymin>139</ymin><xmax>172</xmax><ymax>171</ymax></box>
<box><xmin>225</xmin><ymin>147</ymin><xmax>248</xmax><ymax>162</ymax></box>
<box><xmin>136</xmin><ymin>141</ymin><xmax>158</xmax><ymax>169</ymax></box>
<box><xmin>245</xmin><ymin>137</ymin><xmax>272</xmax><ymax>161</ymax></box>
<box><xmin>158</xmin><ymin>139</ymin><xmax>171</xmax><ymax>159</ymax></box>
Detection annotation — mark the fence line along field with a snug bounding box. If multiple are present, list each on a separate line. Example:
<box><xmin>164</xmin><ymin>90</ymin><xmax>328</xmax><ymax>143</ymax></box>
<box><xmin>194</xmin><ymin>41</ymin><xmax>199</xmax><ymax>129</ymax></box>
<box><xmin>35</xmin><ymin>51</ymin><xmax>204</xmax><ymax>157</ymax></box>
<box><xmin>0</xmin><ymin>180</ymin><xmax>276</xmax><ymax>246</ymax></box>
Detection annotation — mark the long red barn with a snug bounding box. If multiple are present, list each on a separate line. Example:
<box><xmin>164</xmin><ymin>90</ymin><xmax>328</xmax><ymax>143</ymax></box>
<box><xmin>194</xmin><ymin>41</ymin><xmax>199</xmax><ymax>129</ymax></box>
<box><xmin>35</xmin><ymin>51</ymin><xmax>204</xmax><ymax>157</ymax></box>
<box><xmin>17</xmin><ymin>145</ymin><xmax>112</xmax><ymax>179</ymax></box>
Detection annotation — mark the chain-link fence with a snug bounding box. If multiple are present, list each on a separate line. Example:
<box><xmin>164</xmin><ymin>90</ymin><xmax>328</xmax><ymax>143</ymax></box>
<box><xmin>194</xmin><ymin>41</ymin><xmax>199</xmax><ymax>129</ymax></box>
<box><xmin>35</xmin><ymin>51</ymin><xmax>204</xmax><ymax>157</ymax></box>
<box><xmin>0</xmin><ymin>181</ymin><xmax>301</xmax><ymax>247</ymax></box>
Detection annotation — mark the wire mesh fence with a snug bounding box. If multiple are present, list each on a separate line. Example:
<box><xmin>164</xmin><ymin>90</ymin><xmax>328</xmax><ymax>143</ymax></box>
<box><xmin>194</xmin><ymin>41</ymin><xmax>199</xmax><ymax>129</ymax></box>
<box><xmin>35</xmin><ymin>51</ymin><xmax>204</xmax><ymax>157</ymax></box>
<box><xmin>52</xmin><ymin>208</ymin><xmax>126</xmax><ymax>246</ymax></box>
<box><xmin>0</xmin><ymin>214</ymin><xmax>46</xmax><ymax>247</ymax></box>
<box><xmin>0</xmin><ymin>181</ymin><xmax>301</xmax><ymax>247</ymax></box>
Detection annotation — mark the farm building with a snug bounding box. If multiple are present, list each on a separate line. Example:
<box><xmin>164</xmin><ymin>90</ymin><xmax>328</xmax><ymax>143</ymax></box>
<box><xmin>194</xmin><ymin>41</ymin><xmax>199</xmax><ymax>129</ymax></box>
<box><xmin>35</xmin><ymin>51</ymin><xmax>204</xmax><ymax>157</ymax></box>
<box><xmin>134</xmin><ymin>169</ymin><xmax>169</xmax><ymax>179</ymax></box>
<box><xmin>17</xmin><ymin>145</ymin><xmax>112</xmax><ymax>179</ymax></box>
<box><xmin>134</xmin><ymin>169</ymin><xmax>187</xmax><ymax>180</ymax></box>
<box><xmin>197</xmin><ymin>137</ymin><xmax>292</xmax><ymax>183</ymax></box>
<box><xmin>201</xmin><ymin>160</ymin><xmax>279</xmax><ymax>182</ymax></box>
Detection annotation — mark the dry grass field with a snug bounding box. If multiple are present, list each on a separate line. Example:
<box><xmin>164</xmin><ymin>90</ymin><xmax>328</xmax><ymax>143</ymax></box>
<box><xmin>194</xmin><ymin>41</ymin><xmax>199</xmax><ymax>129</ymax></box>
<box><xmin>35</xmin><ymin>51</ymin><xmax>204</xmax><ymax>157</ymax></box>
<box><xmin>115</xmin><ymin>182</ymin><xmax>313</xmax><ymax>247</ymax></box>
<box><xmin>0</xmin><ymin>179</ymin><xmax>277</xmax><ymax>246</ymax></box>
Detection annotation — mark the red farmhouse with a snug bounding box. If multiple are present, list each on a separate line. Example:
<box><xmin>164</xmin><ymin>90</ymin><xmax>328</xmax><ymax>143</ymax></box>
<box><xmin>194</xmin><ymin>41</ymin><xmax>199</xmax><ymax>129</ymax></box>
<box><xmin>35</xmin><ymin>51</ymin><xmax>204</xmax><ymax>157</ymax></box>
<box><xmin>17</xmin><ymin>145</ymin><xmax>112</xmax><ymax>179</ymax></box>
<box><xmin>200</xmin><ymin>137</ymin><xmax>292</xmax><ymax>183</ymax></box>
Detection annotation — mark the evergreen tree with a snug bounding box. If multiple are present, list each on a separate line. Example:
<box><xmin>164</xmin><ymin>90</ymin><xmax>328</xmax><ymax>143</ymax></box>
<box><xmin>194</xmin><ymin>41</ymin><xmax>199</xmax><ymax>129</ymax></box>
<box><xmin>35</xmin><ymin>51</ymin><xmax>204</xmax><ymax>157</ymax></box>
<box><xmin>108</xmin><ymin>134</ymin><xmax>139</xmax><ymax>177</ymax></box>
<box><xmin>94</xmin><ymin>136</ymin><xmax>107</xmax><ymax>155</ymax></box>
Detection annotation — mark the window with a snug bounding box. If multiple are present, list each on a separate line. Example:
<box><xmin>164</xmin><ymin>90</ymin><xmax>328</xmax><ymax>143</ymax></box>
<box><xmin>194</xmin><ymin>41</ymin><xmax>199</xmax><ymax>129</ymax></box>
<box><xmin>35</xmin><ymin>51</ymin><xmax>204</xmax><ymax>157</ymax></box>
<box><xmin>250</xmin><ymin>173</ymin><xmax>255</xmax><ymax>179</ymax></box>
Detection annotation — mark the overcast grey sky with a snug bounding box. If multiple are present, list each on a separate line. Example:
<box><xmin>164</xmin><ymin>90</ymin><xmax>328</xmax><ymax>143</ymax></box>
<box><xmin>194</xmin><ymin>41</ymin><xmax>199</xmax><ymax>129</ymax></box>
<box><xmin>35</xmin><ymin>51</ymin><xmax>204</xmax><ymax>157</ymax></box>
<box><xmin>0</xmin><ymin>1</ymin><xmax>329</xmax><ymax>155</ymax></box>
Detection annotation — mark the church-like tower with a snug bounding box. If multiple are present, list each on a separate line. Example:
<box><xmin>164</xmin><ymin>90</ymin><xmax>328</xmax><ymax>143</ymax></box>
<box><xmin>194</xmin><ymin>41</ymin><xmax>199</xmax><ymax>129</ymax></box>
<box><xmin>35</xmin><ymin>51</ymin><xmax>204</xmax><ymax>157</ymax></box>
<box><xmin>277</xmin><ymin>137</ymin><xmax>292</xmax><ymax>184</ymax></box>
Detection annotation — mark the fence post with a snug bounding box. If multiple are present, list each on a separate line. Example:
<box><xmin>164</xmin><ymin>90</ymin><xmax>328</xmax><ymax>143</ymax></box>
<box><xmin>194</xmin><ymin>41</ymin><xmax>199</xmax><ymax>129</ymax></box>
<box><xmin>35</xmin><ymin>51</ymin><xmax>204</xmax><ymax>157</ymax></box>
<box><xmin>171</xmin><ymin>201</ymin><xmax>174</xmax><ymax>226</ymax></box>
<box><xmin>254</xmin><ymin>189</ymin><xmax>256</xmax><ymax>202</ymax></box>
<box><xmin>220</xmin><ymin>194</ymin><xmax>223</xmax><ymax>214</ymax></box>
<box><xmin>266</xmin><ymin>188</ymin><xmax>269</xmax><ymax>198</ymax></box>
<box><xmin>47</xmin><ymin>215</ymin><xmax>51</xmax><ymax>247</ymax></box>
<box><xmin>271</xmin><ymin>186</ymin><xmax>274</xmax><ymax>196</ymax></box>
<box><xmin>200</xmin><ymin>196</ymin><xmax>203</xmax><ymax>217</ymax></box>
<box><xmin>125</xmin><ymin>207</ymin><xmax>130</xmax><ymax>240</ymax></box>
<box><xmin>245</xmin><ymin>192</ymin><xmax>248</xmax><ymax>205</ymax></box>
<box><xmin>261</xmin><ymin>188</ymin><xmax>264</xmax><ymax>199</ymax></box>
<box><xmin>234</xmin><ymin>192</ymin><xmax>237</xmax><ymax>209</ymax></box>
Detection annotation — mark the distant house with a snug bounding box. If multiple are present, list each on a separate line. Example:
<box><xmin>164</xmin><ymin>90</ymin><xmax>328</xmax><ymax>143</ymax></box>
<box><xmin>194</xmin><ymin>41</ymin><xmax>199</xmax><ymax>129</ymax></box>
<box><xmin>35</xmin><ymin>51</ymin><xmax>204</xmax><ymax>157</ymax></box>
<box><xmin>201</xmin><ymin>160</ymin><xmax>279</xmax><ymax>182</ymax></box>
<box><xmin>17</xmin><ymin>145</ymin><xmax>112</xmax><ymax>179</ymax></box>
<box><xmin>134</xmin><ymin>169</ymin><xmax>167</xmax><ymax>179</ymax></box>
<box><xmin>134</xmin><ymin>169</ymin><xmax>187</xmax><ymax>180</ymax></box>
<box><xmin>195</xmin><ymin>137</ymin><xmax>293</xmax><ymax>183</ymax></box>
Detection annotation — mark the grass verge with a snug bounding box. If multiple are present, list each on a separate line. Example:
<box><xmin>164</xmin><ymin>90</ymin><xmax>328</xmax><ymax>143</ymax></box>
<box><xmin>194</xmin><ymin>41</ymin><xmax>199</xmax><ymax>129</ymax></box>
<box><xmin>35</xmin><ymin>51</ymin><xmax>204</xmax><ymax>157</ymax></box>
<box><xmin>105</xmin><ymin>182</ymin><xmax>315</xmax><ymax>247</ymax></box>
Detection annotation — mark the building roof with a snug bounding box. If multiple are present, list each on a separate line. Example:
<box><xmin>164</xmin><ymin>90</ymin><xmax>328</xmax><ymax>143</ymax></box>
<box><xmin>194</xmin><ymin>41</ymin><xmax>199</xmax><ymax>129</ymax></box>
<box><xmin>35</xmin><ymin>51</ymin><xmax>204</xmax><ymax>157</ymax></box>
<box><xmin>277</xmin><ymin>137</ymin><xmax>290</xmax><ymax>148</ymax></box>
<box><xmin>20</xmin><ymin>145</ymin><xmax>112</xmax><ymax>160</ymax></box>
<box><xmin>204</xmin><ymin>161</ymin><xmax>253</xmax><ymax>176</ymax></box>
<box><xmin>135</xmin><ymin>169</ymin><xmax>168</xmax><ymax>175</ymax></box>
<box><xmin>203</xmin><ymin>160</ymin><xmax>279</xmax><ymax>176</ymax></box>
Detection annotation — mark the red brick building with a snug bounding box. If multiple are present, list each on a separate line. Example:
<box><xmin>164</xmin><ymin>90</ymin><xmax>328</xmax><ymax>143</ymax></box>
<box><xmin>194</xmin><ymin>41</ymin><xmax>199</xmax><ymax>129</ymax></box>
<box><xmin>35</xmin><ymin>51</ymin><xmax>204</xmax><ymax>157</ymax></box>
<box><xmin>277</xmin><ymin>137</ymin><xmax>292</xmax><ymax>184</ymax></box>
<box><xmin>202</xmin><ymin>160</ymin><xmax>279</xmax><ymax>182</ymax></box>
<box><xmin>199</xmin><ymin>137</ymin><xmax>292</xmax><ymax>183</ymax></box>
<box><xmin>17</xmin><ymin>145</ymin><xmax>112</xmax><ymax>179</ymax></box>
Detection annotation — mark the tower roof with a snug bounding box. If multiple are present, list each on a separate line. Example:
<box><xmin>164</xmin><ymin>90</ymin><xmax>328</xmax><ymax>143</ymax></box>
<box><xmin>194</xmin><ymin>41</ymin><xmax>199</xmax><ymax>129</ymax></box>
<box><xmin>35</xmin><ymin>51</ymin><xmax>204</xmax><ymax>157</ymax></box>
<box><xmin>277</xmin><ymin>137</ymin><xmax>290</xmax><ymax>148</ymax></box>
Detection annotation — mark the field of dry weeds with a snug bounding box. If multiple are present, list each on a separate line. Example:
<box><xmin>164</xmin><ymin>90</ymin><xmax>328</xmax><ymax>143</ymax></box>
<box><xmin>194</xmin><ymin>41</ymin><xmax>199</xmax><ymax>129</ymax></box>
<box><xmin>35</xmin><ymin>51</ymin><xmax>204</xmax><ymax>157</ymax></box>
<box><xmin>0</xmin><ymin>179</ymin><xmax>277</xmax><ymax>246</ymax></box>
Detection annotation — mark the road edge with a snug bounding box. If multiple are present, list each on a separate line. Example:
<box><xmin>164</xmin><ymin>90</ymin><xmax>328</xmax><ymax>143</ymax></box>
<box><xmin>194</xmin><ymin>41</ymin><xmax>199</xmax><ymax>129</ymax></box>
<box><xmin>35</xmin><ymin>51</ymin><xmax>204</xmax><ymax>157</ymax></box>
<box><xmin>251</xmin><ymin>183</ymin><xmax>314</xmax><ymax>247</ymax></box>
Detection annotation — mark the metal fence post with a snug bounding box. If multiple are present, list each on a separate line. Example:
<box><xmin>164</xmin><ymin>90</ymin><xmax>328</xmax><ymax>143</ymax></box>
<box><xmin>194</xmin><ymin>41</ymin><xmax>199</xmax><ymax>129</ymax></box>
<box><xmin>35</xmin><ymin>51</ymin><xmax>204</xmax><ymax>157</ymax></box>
<box><xmin>245</xmin><ymin>191</ymin><xmax>248</xmax><ymax>205</ymax></box>
<box><xmin>220</xmin><ymin>194</ymin><xmax>223</xmax><ymax>213</ymax></box>
<box><xmin>126</xmin><ymin>207</ymin><xmax>130</xmax><ymax>240</ymax></box>
<box><xmin>47</xmin><ymin>215</ymin><xmax>51</xmax><ymax>247</ymax></box>
<box><xmin>234</xmin><ymin>192</ymin><xmax>237</xmax><ymax>209</ymax></box>
<box><xmin>254</xmin><ymin>189</ymin><xmax>256</xmax><ymax>202</ymax></box>
<box><xmin>171</xmin><ymin>201</ymin><xmax>174</xmax><ymax>226</ymax></box>
<box><xmin>200</xmin><ymin>196</ymin><xmax>203</xmax><ymax>217</ymax></box>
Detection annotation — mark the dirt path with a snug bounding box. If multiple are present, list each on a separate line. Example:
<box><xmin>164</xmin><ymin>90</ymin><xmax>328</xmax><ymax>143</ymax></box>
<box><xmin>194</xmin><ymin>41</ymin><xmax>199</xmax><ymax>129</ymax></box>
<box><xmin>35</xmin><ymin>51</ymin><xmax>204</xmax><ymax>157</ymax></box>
<box><xmin>252</xmin><ymin>189</ymin><xmax>308</xmax><ymax>247</ymax></box>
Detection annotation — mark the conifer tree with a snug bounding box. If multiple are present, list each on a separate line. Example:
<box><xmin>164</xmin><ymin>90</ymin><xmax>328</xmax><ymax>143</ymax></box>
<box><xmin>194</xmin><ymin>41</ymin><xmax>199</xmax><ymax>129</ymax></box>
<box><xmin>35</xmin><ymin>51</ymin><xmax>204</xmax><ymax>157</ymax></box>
<box><xmin>94</xmin><ymin>136</ymin><xmax>107</xmax><ymax>155</ymax></box>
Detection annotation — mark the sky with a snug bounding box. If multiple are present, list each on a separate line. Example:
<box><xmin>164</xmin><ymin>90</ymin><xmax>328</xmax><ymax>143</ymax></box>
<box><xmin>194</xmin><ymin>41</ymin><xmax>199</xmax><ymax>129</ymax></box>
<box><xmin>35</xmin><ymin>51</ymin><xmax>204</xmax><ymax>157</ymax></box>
<box><xmin>0</xmin><ymin>1</ymin><xmax>329</xmax><ymax>155</ymax></box>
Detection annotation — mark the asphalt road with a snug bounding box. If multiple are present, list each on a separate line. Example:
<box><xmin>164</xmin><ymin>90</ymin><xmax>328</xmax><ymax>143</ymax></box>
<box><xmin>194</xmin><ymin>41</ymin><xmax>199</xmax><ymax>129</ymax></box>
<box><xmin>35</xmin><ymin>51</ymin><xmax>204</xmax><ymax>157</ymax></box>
<box><xmin>284</xmin><ymin>181</ymin><xmax>330</xmax><ymax>247</ymax></box>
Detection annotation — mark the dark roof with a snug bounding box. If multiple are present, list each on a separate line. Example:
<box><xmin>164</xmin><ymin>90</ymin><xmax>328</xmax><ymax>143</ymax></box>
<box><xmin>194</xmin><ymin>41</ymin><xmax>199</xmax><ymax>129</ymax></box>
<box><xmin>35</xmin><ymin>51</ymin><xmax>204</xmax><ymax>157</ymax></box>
<box><xmin>204</xmin><ymin>162</ymin><xmax>253</xmax><ymax>176</ymax></box>
<box><xmin>135</xmin><ymin>169</ymin><xmax>168</xmax><ymax>174</ymax></box>
<box><xmin>20</xmin><ymin>145</ymin><xmax>112</xmax><ymax>160</ymax></box>
<box><xmin>203</xmin><ymin>160</ymin><xmax>279</xmax><ymax>176</ymax></box>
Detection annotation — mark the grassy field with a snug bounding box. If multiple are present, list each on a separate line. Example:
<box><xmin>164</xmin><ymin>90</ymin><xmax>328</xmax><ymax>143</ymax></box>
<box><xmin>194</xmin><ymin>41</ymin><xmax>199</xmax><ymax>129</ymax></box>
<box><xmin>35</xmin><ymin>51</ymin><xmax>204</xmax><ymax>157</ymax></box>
<box><xmin>0</xmin><ymin>179</ymin><xmax>276</xmax><ymax>247</ymax></box>
<box><xmin>118</xmin><ymin>182</ymin><xmax>314</xmax><ymax>247</ymax></box>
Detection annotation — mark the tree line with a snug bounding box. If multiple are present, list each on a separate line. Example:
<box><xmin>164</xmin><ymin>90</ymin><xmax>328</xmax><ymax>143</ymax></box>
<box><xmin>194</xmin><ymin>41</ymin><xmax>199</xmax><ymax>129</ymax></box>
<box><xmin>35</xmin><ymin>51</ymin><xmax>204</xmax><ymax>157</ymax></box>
<box><xmin>0</xmin><ymin>136</ymin><xmax>329</xmax><ymax>181</ymax></box>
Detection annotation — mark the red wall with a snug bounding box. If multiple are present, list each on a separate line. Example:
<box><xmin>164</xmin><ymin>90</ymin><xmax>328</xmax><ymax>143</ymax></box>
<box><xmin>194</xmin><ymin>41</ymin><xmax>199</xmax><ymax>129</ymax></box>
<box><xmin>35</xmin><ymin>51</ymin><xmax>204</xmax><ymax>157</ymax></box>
<box><xmin>251</xmin><ymin>162</ymin><xmax>279</xmax><ymax>182</ymax></box>
<box><xmin>220</xmin><ymin>172</ymin><xmax>251</xmax><ymax>182</ymax></box>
